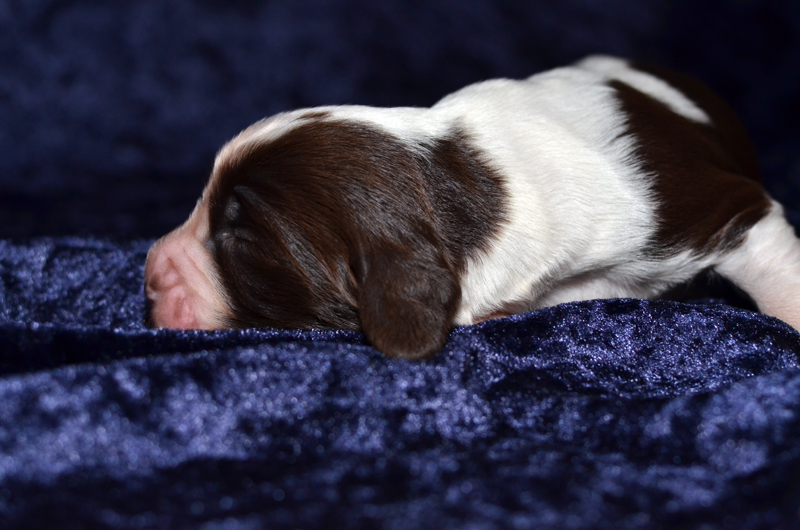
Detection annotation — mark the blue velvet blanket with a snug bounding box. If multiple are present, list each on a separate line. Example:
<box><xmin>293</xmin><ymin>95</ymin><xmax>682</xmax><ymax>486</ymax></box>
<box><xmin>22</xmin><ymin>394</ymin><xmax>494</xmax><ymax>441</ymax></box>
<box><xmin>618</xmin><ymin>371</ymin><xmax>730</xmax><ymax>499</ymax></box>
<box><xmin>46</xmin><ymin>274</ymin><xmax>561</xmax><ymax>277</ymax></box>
<box><xmin>2</xmin><ymin>239</ymin><xmax>800</xmax><ymax>529</ymax></box>
<box><xmin>2</xmin><ymin>1</ymin><xmax>800</xmax><ymax>529</ymax></box>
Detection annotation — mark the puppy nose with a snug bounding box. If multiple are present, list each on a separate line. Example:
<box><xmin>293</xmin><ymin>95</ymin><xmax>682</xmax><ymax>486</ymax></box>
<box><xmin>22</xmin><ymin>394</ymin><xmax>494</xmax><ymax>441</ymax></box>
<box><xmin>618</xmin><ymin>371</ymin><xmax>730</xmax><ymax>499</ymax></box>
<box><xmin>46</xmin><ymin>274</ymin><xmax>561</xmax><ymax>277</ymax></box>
<box><xmin>144</xmin><ymin>244</ymin><xmax>168</xmax><ymax>302</ymax></box>
<box><xmin>142</xmin><ymin>236</ymin><xmax>210</xmax><ymax>330</ymax></box>
<box><xmin>143</xmin><ymin>242</ymin><xmax>181</xmax><ymax>328</ymax></box>
<box><xmin>143</xmin><ymin>269</ymin><xmax>162</xmax><ymax>311</ymax></box>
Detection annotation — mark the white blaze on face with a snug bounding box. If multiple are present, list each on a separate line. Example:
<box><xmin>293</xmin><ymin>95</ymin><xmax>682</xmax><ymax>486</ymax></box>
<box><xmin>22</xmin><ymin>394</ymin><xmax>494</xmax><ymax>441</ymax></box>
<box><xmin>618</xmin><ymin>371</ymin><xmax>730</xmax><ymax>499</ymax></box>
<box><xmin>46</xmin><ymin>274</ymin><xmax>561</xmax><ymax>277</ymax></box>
<box><xmin>144</xmin><ymin>200</ymin><xmax>231</xmax><ymax>330</ymax></box>
<box><xmin>143</xmin><ymin>113</ymin><xmax>307</xmax><ymax>331</ymax></box>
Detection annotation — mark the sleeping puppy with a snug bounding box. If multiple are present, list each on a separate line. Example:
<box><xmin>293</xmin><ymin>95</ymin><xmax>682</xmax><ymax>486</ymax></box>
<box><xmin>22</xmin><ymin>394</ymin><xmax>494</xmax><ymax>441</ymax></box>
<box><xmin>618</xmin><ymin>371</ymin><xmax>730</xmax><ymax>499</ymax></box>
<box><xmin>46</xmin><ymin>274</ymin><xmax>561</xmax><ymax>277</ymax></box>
<box><xmin>144</xmin><ymin>55</ymin><xmax>800</xmax><ymax>359</ymax></box>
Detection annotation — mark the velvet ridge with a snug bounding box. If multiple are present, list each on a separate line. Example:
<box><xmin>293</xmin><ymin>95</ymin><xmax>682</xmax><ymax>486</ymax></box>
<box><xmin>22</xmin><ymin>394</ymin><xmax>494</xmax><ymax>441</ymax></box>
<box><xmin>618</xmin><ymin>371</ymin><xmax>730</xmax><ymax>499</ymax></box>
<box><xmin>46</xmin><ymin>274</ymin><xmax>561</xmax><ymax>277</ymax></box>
<box><xmin>1</xmin><ymin>239</ymin><xmax>800</xmax><ymax>529</ymax></box>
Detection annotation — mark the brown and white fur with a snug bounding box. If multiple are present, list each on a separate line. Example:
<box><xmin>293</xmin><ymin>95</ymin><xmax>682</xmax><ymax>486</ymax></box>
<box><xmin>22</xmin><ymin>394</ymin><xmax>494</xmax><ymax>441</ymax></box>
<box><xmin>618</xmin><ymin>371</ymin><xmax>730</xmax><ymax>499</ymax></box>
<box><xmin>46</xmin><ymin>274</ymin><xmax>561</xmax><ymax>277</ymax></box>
<box><xmin>144</xmin><ymin>55</ymin><xmax>800</xmax><ymax>359</ymax></box>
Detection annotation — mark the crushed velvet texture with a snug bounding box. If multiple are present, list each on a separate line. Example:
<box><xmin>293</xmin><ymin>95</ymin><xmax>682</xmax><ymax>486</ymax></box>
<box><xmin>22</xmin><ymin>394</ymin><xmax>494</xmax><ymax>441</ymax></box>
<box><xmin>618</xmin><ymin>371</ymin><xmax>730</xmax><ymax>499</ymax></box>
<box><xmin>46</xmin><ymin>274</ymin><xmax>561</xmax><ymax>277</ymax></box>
<box><xmin>3</xmin><ymin>0</ymin><xmax>800</xmax><ymax>529</ymax></box>
<box><xmin>1</xmin><ymin>239</ymin><xmax>800</xmax><ymax>529</ymax></box>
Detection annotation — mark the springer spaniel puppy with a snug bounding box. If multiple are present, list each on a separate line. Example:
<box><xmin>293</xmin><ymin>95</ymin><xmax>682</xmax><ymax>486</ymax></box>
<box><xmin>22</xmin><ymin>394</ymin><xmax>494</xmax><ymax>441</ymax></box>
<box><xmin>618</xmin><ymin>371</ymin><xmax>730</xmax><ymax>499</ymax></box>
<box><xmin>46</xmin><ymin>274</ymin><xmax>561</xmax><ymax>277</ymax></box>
<box><xmin>144</xmin><ymin>55</ymin><xmax>800</xmax><ymax>359</ymax></box>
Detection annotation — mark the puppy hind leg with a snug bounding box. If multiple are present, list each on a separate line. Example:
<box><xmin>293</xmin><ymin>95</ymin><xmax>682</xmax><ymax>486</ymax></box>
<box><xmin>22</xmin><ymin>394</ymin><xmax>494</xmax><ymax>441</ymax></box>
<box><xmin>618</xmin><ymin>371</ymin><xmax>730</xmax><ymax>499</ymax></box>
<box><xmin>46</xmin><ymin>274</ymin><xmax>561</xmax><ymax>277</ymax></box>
<box><xmin>714</xmin><ymin>203</ymin><xmax>800</xmax><ymax>331</ymax></box>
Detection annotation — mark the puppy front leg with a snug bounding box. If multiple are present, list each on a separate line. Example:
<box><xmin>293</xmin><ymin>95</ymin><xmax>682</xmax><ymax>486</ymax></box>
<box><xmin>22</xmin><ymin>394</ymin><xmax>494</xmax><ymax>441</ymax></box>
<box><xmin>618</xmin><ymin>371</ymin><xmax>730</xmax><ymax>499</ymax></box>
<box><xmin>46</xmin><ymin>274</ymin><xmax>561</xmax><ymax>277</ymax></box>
<box><xmin>715</xmin><ymin>202</ymin><xmax>800</xmax><ymax>331</ymax></box>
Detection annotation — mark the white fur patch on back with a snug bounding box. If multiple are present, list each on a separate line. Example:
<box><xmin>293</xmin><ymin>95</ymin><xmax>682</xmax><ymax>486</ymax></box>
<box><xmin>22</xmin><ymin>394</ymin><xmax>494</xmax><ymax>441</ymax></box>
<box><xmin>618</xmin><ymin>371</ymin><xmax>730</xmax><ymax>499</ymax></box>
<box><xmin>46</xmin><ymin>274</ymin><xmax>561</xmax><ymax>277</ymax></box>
<box><xmin>425</xmin><ymin>63</ymin><xmax>663</xmax><ymax>324</ymax></box>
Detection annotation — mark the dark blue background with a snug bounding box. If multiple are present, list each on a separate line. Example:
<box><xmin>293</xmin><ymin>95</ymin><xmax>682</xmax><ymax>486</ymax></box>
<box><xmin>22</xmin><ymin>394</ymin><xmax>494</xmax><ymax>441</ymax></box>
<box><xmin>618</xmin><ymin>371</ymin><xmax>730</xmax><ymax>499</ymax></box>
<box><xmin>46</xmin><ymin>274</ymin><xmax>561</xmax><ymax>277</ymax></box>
<box><xmin>1</xmin><ymin>0</ymin><xmax>798</xmax><ymax>238</ymax></box>
<box><xmin>2</xmin><ymin>2</ymin><xmax>800</xmax><ymax>529</ymax></box>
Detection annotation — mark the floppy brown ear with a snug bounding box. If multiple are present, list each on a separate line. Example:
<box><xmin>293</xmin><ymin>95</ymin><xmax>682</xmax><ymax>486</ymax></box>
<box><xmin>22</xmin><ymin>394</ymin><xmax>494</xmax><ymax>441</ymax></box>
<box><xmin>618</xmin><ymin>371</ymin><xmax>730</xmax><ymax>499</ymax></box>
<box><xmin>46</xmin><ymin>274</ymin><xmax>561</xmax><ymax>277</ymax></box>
<box><xmin>356</xmin><ymin>244</ymin><xmax>461</xmax><ymax>360</ymax></box>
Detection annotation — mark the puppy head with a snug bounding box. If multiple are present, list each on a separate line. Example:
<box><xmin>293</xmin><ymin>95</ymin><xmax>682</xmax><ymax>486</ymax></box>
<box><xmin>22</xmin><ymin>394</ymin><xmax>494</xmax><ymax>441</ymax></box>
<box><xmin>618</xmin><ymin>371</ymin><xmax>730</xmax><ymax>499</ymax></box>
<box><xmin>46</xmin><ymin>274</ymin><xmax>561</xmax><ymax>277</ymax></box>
<box><xmin>144</xmin><ymin>111</ymin><xmax>464</xmax><ymax>359</ymax></box>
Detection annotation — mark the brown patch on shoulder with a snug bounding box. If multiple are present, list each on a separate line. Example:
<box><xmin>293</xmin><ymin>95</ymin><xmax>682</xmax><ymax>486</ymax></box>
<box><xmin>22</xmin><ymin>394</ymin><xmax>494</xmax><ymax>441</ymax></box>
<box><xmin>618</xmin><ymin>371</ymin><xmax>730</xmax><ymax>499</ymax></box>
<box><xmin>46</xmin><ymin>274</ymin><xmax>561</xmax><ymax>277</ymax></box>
<box><xmin>421</xmin><ymin>128</ymin><xmax>509</xmax><ymax>272</ymax></box>
<box><xmin>611</xmin><ymin>78</ymin><xmax>770</xmax><ymax>254</ymax></box>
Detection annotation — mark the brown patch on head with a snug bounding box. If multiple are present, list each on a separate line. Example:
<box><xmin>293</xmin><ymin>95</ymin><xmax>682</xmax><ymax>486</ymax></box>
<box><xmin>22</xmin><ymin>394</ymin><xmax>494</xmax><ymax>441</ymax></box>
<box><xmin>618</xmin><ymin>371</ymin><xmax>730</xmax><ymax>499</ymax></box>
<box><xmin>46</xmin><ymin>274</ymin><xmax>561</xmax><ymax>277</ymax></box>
<box><xmin>611</xmin><ymin>76</ymin><xmax>770</xmax><ymax>254</ymax></box>
<box><xmin>204</xmin><ymin>116</ymin><xmax>506</xmax><ymax>358</ymax></box>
